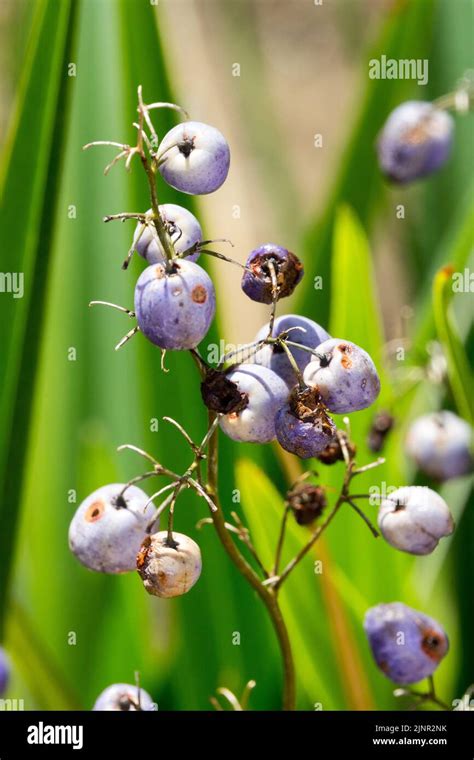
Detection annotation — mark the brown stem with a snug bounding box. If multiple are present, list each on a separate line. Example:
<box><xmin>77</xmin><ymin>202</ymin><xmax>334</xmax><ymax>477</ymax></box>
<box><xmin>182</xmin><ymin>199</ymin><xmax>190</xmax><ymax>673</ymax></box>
<box><xmin>206</xmin><ymin>410</ymin><xmax>296</xmax><ymax>710</ymax></box>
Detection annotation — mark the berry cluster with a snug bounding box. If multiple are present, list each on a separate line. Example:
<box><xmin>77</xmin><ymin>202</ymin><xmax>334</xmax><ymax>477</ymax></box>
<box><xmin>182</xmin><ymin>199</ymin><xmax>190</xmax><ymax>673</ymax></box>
<box><xmin>70</xmin><ymin>85</ymin><xmax>472</xmax><ymax>711</ymax></box>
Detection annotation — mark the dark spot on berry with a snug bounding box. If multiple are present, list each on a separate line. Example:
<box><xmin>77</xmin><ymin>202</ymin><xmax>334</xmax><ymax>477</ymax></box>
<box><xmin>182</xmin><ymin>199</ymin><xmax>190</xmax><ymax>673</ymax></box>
<box><xmin>179</xmin><ymin>301</ymin><xmax>184</xmax><ymax>307</ymax></box>
<box><xmin>178</xmin><ymin>137</ymin><xmax>195</xmax><ymax>158</ymax></box>
<box><xmin>136</xmin><ymin>536</ymin><xmax>151</xmax><ymax>569</ymax></box>
<box><xmin>192</xmin><ymin>285</ymin><xmax>207</xmax><ymax>304</ymax></box>
<box><xmin>174</xmin><ymin>318</ymin><xmax>179</xmax><ymax>324</ymax></box>
<box><xmin>338</xmin><ymin>343</ymin><xmax>353</xmax><ymax>369</ymax></box>
<box><xmin>421</xmin><ymin>628</ymin><xmax>447</xmax><ymax>661</ymax></box>
<box><xmin>379</xmin><ymin>660</ymin><xmax>390</xmax><ymax>674</ymax></box>
<box><xmin>85</xmin><ymin>500</ymin><xmax>105</xmax><ymax>522</ymax></box>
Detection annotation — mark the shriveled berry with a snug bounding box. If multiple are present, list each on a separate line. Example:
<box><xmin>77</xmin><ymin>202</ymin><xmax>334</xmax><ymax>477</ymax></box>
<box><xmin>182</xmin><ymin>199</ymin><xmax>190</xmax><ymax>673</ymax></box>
<box><xmin>253</xmin><ymin>314</ymin><xmax>330</xmax><ymax>387</ymax></box>
<box><xmin>0</xmin><ymin>647</ymin><xmax>10</xmax><ymax>696</ymax></box>
<box><xmin>368</xmin><ymin>410</ymin><xmax>395</xmax><ymax>453</ymax></box>
<box><xmin>93</xmin><ymin>683</ymin><xmax>155</xmax><ymax>711</ymax></box>
<box><xmin>406</xmin><ymin>410</ymin><xmax>473</xmax><ymax>481</ymax></box>
<box><xmin>241</xmin><ymin>244</ymin><xmax>304</xmax><ymax>304</ymax></box>
<box><xmin>286</xmin><ymin>483</ymin><xmax>326</xmax><ymax>526</ymax></box>
<box><xmin>364</xmin><ymin>602</ymin><xmax>449</xmax><ymax>684</ymax></box>
<box><xmin>69</xmin><ymin>484</ymin><xmax>156</xmax><ymax>574</ymax></box>
<box><xmin>275</xmin><ymin>387</ymin><xmax>336</xmax><ymax>459</ymax></box>
<box><xmin>158</xmin><ymin>121</ymin><xmax>230</xmax><ymax>195</ymax></box>
<box><xmin>137</xmin><ymin>531</ymin><xmax>202</xmax><ymax>598</ymax></box>
<box><xmin>133</xmin><ymin>205</ymin><xmax>202</xmax><ymax>264</ymax></box>
<box><xmin>219</xmin><ymin>365</ymin><xmax>289</xmax><ymax>443</ymax></box>
<box><xmin>303</xmin><ymin>339</ymin><xmax>380</xmax><ymax>413</ymax></box>
<box><xmin>134</xmin><ymin>259</ymin><xmax>216</xmax><ymax>350</ymax></box>
<box><xmin>377</xmin><ymin>101</ymin><xmax>454</xmax><ymax>184</ymax></box>
<box><xmin>378</xmin><ymin>486</ymin><xmax>454</xmax><ymax>556</ymax></box>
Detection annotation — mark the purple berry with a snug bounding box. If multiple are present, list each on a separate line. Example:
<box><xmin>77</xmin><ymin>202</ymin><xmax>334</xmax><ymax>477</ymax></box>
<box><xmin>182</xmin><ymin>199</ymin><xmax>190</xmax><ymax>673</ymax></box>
<box><xmin>137</xmin><ymin>531</ymin><xmax>202</xmax><ymax>598</ymax></box>
<box><xmin>253</xmin><ymin>314</ymin><xmax>330</xmax><ymax>387</ymax></box>
<box><xmin>134</xmin><ymin>259</ymin><xmax>216</xmax><ymax>350</ymax></box>
<box><xmin>406</xmin><ymin>411</ymin><xmax>473</xmax><ymax>481</ymax></box>
<box><xmin>275</xmin><ymin>387</ymin><xmax>336</xmax><ymax>458</ymax></box>
<box><xmin>0</xmin><ymin>647</ymin><xmax>10</xmax><ymax>696</ymax></box>
<box><xmin>69</xmin><ymin>484</ymin><xmax>156</xmax><ymax>574</ymax></box>
<box><xmin>93</xmin><ymin>683</ymin><xmax>155</xmax><ymax>711</ymax></box>
<box><xmin>377</xmin><ymin>101</ymin><xmax>454</xmax><ymax>184</ymax></box>
<box><xmin>133</xmin><ymin>205</ymin><xmax>202</xmax><ymax>264</ymax></box>
<box><xmin>157</xmin><ymin>121</ymin><xmax>230</xmax><ymax>195</ymax></box>
<box><xmin>219</xmin><ymin>365</ymin><xmax>289</xmax><ymax>443</ymax></box>
<box><xmin>241</xmin><ymin>244</ymin><xmax>304</xmax><ymax>304</ymax></box>
<box><xmin>364</xmin><ymin>602</ymin><xmax>449</xmax><ymax>684</ymax></box>
<box><xmin>303</xmin><ymin>339</ymin><xmax>380</xmax><ymax>413</ymax></box>
<box><xmin>378</xmin><ymin>486</ymin><xmax>454</xmax><ymax>556</ymax></box>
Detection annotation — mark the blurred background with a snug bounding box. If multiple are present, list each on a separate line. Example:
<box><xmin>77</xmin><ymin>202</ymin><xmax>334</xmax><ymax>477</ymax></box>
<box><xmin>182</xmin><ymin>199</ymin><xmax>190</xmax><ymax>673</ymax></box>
<box><xmin>0</xmin><ymin>0</ymin><xmax>472</xmax><ymax>710</ymax></box>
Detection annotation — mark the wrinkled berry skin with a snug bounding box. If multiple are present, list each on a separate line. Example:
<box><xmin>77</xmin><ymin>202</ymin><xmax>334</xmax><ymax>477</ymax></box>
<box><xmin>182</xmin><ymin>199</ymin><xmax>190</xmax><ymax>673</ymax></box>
<box><xmin>219</xmin><ymin>365</ymin><xmax>289</xmax><ymax>443</ymax></box>
<box><xmin>0</xmin><ymin>647</ymin><xmax>10</xmax><ymax>696</ymax></box>
<box><xmin>377</xmin><ymin>101</ymin><xmax>454</xmax><ymax>184</ymax></box>
<box><xmin>406</xmin><ymin>411</ymin><xmax>473</xmax><ymax>481</ymax></box>
<box><xmin>133</xmin><ymin>205</ymin><xmax>202</xmax><ymax>264</ymax></box>
<box><xmin>241</xmin><ymin>244</ymin><xmax>304</xmax><ymax>304</ymax></box>
<box><xmin>286</xmin><ymin>483</ymin><xmax>326</xmax><ymax>525</ymax></box>
<box><xmin>158</xmin><ymin>121</ymin><xmax>230</xmax><ymax>195</ymax></box>
<box><xmin>378</xmin><ymin>486</ymin><xmax>454</xmax><ymax>556</ymax></box>
<box><xmin>93</xmin><ymin>683</ymin><xmax>155</xmax><ymax>711</ymax></box>
<box><xmin>137</xmin><ymin>531</ymin><xmax>202</xmax><ymax>598</ymax></box>
<box><xmin>253</xmin><ymin>314</ymin><xmax>330</xmax><ymax>387</ymax></box>
<box><xmin>69</xmin><ymin>484</ymin><xmax>156</xmax><ymax>574</ymax></box>
<box><xmin>303</xmin><ymin>339</ymin><xmax>380</xmax><ymax>413</ymax></box>
<box><xmin>364</xmin><ymin>602</ymin><xmax>449</xmax><ymax>684</ymax></box>
<box><xmin>275</xmin><ymin>388</ymin><xmax>336</xmax><ymax>459</ymax></box>
<box><xmin>134</xmin><ymin>259</ymin><xmax>216</xmax><ymax>350</ymax></box>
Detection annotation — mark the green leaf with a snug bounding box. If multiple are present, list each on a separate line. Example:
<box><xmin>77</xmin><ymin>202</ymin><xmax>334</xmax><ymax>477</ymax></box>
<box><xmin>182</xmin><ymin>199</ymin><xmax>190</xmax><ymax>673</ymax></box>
<box><xmin>433</xmin><ymin>265</ymin><xmax>474</xmax><ymax>424</ymax></box>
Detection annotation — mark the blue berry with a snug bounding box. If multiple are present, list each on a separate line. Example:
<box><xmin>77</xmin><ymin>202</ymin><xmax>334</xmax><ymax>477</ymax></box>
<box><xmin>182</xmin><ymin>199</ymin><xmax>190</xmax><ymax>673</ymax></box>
<box><xmin>241</xmin><ymin>244</ymin><xmax>304</xmax><ymax>304</ymax></box>
<box><xmin>0</xmin><ymin>647</ymin><xmax>10</xmax><ymax>696</ymax></box>
<box><xmin>303</xmin><ymin>339</ymin><xmax>380</xmax><ymax>413</ymax></box>
<box><xmin>377</xmin><ymin>101</ymin><xmax>453</xmax><ymax>184</ymax></box>
<box><xmin>158</xmin><ymin>121</ymin><xmax>230</xmax><ymax>195</ymax></box>
<box><xmin>137</xmin><ymin>531</ymin><xmax>202</xmax><ymax>598</ymax></box>
<box><xmin>364</xmin><ymin>602</ymin><xmax>449</xmax><ymax>684</ymax></box>
<box><xmin>93</xmin><ymin>683</ymin><xmax>155</xmax><ymax>711</ymax></box>
<box><xmin>406</xmin><ymin>411</ymin><xmax>473</xmax><ymax>481</ymax></box>
<box><xmin>378</xmin><ymin>486</ymin><xmax>454</xmax><ymax>555</ymax></box>
<box><xmin>134</xmin><ymin>259</ymin><xmax>216</xmax><ymax>350</ymax></box>
<box><xmin>69</xmin><ymin>484</ymin><xmax>156</xmax><ymax>574</ymax></box>
<box><xmin>275</xmin><ymin>388</ymin><xmax>336</xmax><ymax>459</ymax></box>
<box><xmin>219</xmin><ymin>365</ymin><xmax>289</xmax><ymax>443</ymax></box>
<box><xmin>253</xmin><ymin>314</ymin><xmax>330</xmax><ymax>386</ymax></box>
<box><xmin>133</xmin><ymin>205</ymin><xmax>202</xmax><ymax>264</ymax></box>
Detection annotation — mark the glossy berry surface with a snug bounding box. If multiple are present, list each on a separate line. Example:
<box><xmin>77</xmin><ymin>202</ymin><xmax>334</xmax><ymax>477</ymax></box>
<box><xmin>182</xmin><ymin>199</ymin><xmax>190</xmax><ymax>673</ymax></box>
<box><xmin>377</xmin><ymin>101</ymin><xmax>454</xmax><ymax>184</ymax></box>
<box><xmin>93</xmin><ymin>683</ymin><xmax>155</xmax><ymax>711</ymax></box>
<box><xmin>137</xmin><ymin>531</ymin><xmax>202</xmax><ymax>598</ymax></box>
<box><xmin>158</xmin><ymin>121</ymin><xmax>230</xmax><ymax>195</ymax></box>
<box><xmin>303</xmin><ymin>338</ymin><xmax>380</xmax><ymax>413</ymax></box>
<box><xmin>378</xmin><ymin>486</ymin><xmax>454</xmax><ymax>556</ymax></box>
<box><xmin>364</xmin><ymin>602</ymin><xmax>449</xmax><ymax>684</ymax></box>
<box><xmin>275</xmin><ymin>387</ymin><xmax>336</xmax><ymax>458</ymax></box>
<box><xmin>406</xmin><ymin>410</ymin><xmax>473</xmax><ymax>481</ymax></box>
<box><xmin>0</xmin><ymin>647</ymin><xmax>10</xmax><ymax>696</ymax></box>
<box><xmin>69</xmin><ymin>484</ymin><xmax>156</xmax><ymax>574</ymax></box>
<box><xmin>253</xmin><ymin>314</ymin><xmax>330</xmax><ymax>387</ymax></box>
<box><xmin>241</xmin><ymin>244</ymin><xmax>304</xmax><ymax>304</ymax></box>
<box><xmin>219</xmin><ymin>364</ymin><xmax>289</xmax><ymax>443</ymax></box>
<box><xmin>134</xmin><ymin>259</ymin><xmax>216</xmax><ymax>350</ymax></box>
<box><xmin>133</xmin><ymin>205</ymin><xmax>202</xmax><ymax>264</ymax></box>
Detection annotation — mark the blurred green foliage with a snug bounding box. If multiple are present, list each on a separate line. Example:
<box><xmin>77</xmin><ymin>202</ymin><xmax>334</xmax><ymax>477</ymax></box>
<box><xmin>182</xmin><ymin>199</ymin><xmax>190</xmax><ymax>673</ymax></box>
<box><xmin>0</xmin><ymin>0</ymin><xmax>472</xmax><ymax>710</ymax></box>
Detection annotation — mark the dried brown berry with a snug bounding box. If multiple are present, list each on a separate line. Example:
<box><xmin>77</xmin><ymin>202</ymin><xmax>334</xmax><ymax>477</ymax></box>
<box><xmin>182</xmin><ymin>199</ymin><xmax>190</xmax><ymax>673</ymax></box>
<box><xmin>316</xmin><ymin>431</ymin><xmax>356</xmax><ymax>464</ymax></box>
<box><xmin>367</xmin><ymin>411</ymin><xmax>394</xmax><ymax>453</ymax></box>
<box><xmin>286</xmin><ymin>482</ymin><xmax>327</xmax><ymax>526</ymax></box>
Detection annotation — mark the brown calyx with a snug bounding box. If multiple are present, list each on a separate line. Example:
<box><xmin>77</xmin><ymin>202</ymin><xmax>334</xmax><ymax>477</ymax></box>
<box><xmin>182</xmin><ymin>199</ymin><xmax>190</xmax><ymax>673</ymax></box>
<box><xmin>317</xmin><ymin>432</ymin><xmax>357</xmax><ymax>465</ymax></box>
<box><xmin>201</xmin><ymin>369</ymin><xmax>249</xmax><ymax>415</ymax></box>
<box><xmin>289</xmin><ymin>387</ymin><xmax>333</xmax><ymax>432</ymax></box>
<box><xmin>286</xmin><ymin>483</ymin><xmax>327</xmax><ymax>526</ymax></box>
<box><xmin>251</xmin><ymin>250</ymin><xmax>303</xmax><ymax>302</ymax></box>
